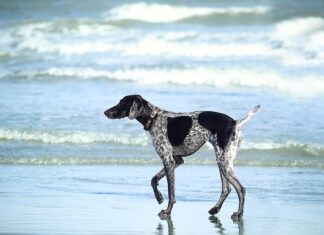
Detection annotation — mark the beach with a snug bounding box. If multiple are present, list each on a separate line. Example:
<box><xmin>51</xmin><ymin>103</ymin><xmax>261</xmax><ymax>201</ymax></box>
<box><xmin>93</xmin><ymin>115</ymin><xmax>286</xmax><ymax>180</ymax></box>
<box><xmin>1</xmin><ymin>165</ymin><xmax>323</xmax><ymax>234</ymax></box>
<box><xmin>1</xmin><ymin>0</ymin><xmax>324</xmax><ymax>234</ymax></box>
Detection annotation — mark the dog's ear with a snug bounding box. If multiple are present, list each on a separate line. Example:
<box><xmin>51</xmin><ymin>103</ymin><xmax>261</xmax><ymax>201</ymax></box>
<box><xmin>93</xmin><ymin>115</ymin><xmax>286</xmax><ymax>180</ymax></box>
<box><xmin>128</xmin><ymin>98</ymin><xmax>141</xmax><ymax>120</ymax></box>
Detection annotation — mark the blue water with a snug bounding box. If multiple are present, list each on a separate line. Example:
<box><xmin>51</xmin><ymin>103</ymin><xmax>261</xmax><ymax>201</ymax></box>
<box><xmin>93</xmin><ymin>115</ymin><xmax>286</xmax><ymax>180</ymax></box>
<box><xmin>1</xmin><ymin>2</ymin><xmax>324</xmax><ymax>234</ymax></box>
<box><xmin>1</xmin><ymin>0</ymin><xmax>324</xmax><ymax>167</ymax></box>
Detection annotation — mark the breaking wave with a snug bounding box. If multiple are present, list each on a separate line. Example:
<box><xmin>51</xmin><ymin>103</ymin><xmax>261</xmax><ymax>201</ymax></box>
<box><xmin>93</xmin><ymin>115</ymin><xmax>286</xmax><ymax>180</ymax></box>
<box><xmin>104</xmin><ymin>3</ymin><xmax>270</xmax><ymax>23</ymax></box>
<box><xmin>1</xmin><ymin>128</ymin><xmax>323</xmax><ymax>158</ymax></box>
<box><xmin>271</xmin><ymin>17</ymin><xmax>324</xmax><ymax>66</ymax></box>
<box><xmin>0</xmin><ymin>128</ymin><xmax>149</xmax><ymax>146</ymax></box>
<box><xmin>0</xmin><ymin>156</ymin><xmax>323</xmax><ymax>168</ymax></box>
<box><xmin>4</xmin><ymin>66</ymin><xmax>323</xmax><ymax>98</ymax></box>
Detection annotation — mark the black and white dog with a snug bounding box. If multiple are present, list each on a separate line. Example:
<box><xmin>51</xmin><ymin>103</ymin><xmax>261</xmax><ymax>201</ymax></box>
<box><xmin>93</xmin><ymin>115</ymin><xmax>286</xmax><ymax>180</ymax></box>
<box><xmin>104</xmin><ymin>95</ymin><xmax>260</xmax><ymax>220</ymax></box>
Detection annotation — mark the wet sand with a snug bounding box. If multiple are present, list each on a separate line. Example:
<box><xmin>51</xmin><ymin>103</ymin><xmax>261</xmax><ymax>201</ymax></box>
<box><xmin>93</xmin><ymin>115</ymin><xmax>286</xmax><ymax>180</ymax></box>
<box><xmin>0</xmin><ymin>165</ymin><xmax>323</xmax><ymax>234</ymax></box>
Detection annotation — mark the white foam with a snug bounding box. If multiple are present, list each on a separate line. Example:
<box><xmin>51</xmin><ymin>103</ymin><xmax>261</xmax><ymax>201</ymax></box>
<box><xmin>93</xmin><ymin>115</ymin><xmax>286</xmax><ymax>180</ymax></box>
<box><xmin>12</xmin><ymin>24</ymin><xmax>270</xmax><ymax>57</ymax></box>
<box><xmin>11</xmin><ymin>66</ymin><xmax>324</xmax><ymax>98</ymax></box>
<box><xmin>273</xmin><ymin>17</ymin><xmax>324</xmax><ymax>39</ymax></box>
<box><xmin>243</xmin><ymin>141</ymin><xmax>324</xmax><ymax>157</ymax></box>
<box><xmin>124</xmin><ymin>36</ymin><xmax>270</xmax><ymax>57</ymax></box>
<box><xmin>271</xmin><ymin>17</ymin><xmax>324</xmax><ymax>65</ymax></box>
<box><xmin>207</xmin><ymin>140</ymin><xmax>324</xmax><ymax>157</ymax></box>
<box><xmin>0</xmin><ymin>129</ymin><xmax>149</xmax><ymax>146</ymax></box>
<box><xmin>105</xmin><ymin>3</ymin><xmax>270</xmax><ymax>23</ymax></box>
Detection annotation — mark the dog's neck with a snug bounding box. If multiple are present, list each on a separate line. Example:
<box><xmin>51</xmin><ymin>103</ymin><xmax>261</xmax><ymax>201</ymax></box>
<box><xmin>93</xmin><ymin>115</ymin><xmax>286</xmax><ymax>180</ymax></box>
<box><xmin>136</xmin><ymin>102</ymin><xmax>160</xmax><ymax>131</ymax></box>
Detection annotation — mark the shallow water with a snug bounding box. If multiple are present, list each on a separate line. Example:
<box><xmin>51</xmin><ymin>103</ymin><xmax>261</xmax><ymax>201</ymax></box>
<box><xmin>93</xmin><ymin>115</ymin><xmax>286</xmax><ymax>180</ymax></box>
<box><xmin>0</xmin><ymin>165</ymin><xmax>323</xmax><ymax>234</ymax></box>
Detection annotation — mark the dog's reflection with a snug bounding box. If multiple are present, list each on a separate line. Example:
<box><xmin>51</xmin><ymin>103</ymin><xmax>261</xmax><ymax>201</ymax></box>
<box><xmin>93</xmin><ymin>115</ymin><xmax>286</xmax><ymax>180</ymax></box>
<box><xmin>209</xmin><ymin>215</ymin><xmax>226</xmax><ymax>234</ymax></box>
<box><xmin>209</xmin><ymin>215</ymin><xmax>244</xmax><ymax>235</ymax></box>
<box><xmin>156</xmin><ymin>216</ymin><xmax>175</xmax><ymax>235</ymax></box>
<box><xmin>156</xmin><ymin>215</ymin><xmax>244</xmax><ymax>235</ymax></box>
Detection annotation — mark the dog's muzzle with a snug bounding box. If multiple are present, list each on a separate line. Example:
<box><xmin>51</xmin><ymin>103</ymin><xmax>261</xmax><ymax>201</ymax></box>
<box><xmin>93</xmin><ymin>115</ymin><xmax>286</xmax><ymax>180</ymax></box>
<box><xmin>104</xmin><ymin>109</ymin><xmax>115</xmax><ymax>119</ymax></box>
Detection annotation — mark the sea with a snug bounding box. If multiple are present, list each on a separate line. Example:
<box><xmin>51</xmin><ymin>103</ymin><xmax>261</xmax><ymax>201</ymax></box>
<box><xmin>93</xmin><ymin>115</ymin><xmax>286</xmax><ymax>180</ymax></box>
<box><xmin>1</xmin><ymin>0</ymin><xmax>324</xmax><ymax>168</ymax></box>
<box><xmin>1</xmin><ymin>1</ymin><xmax>324</xmax><ymax>234</ymax></box>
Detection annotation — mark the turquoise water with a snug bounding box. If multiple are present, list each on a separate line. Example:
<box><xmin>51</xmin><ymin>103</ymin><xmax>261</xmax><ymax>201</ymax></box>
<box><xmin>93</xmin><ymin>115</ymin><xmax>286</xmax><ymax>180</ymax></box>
<box><xmin>1</xmin><ymin>1</ymin><xmax>324</xmax><ymax>234</ymax></box>
<box><xmin>1</xmin><ymin>0</ymin><xmax>324</xmax><ymax>167</ymax></box>
<box><xmin>1</xmin><ymin>3</ymin><xmax>324</xmax><ymax>161</ymax></box>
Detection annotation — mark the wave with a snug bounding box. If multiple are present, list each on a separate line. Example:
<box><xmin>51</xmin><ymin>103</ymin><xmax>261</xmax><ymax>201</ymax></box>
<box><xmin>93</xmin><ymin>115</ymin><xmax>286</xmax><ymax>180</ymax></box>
<box><xmin>273</xmin><ymin>17</ymin><xmax>324</xmax><ymax>39</ymax></box>
<box><xmin>3</xmin><ymin>17</ymin><xmax>323</xmax><ymax>68</ymax></box>
<box><xmin>0</xmin><ymin>156</ymin><xmax>159</xmax><ymax>165</ymax></box>
<box><xmin>0</xmin><ymin>156</ymin><xmax>323</xmax><ymax>168</ymax></box>
<box><xmin>8</xmin><ymin>25</ymin><xmax>270</xmax><ymax>56</ymax></box>
<box><xmin>241</xmin><ymin>141</ymin><xmax>324</xmax><ymax>157</ymax></box>
<box><xmin>6</xmin><ymin>66</ymin><xmax>323</xmax><ymax>98</ymax></box>
<box><xmin>1</xmin><ymin>128</ymin><xmax>323</xmax><ymax>157</ymax></box>
<box><xmin>0</xmin><ymin>128</ymin><xmax>149</xmax><ymax>146</ymax></box>
<box><xmin>271</xmin><ymin>17</ymin><xmax>324</xmax><ymax>65</ymax></box>
<box><xmin>104</xmin><ymin>3</ymin><xmax>270</xmax><ymax>23</ymax></box>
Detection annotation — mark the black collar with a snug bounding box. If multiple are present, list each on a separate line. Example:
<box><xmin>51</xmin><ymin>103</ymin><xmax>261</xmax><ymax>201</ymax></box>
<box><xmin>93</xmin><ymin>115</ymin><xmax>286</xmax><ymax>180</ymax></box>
<box><xmin>144</xmin><ymin>106</ymin><xmax>159</xmax><ymax>131</ymax></box>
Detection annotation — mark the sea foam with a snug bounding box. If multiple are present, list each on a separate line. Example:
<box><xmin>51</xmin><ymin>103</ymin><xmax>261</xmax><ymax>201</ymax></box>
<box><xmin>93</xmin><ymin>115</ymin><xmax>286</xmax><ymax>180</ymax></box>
<box><xmin>271</xmin><ymin>17</ymin><xmax>324</xmax><ymax>65</ymax></box>
<box><xmin>1</xmin><ymin>128</ymin><xmax>323</xmax><ymax>157</ymax></box>
<box><xmin>0</xmin><ymin>128</ymin><xmax>149</xmax><ymax>146</ymax></box>
<box><xmin>13</xmin><ymin>66</ymin><xmax>323</xmax><ymax>98</ymax></box>
<box><xmin>105</xmin><ymin>3</ymin><xmax>270</xmax><ymax>23</ymax></box>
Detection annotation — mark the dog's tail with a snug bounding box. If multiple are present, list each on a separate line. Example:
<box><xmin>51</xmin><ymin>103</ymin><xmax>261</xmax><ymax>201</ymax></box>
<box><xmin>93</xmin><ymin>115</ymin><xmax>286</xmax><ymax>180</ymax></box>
<box><xmin>236</xmin><ymin>104</ymin><xmax>261</xmax><ymax>128</ymax></box>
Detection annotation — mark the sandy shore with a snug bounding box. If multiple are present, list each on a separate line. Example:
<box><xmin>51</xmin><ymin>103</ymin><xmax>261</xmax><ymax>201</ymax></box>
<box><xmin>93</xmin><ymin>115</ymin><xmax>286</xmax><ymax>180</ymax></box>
<box><xmin>0</xmin><ymin>165</ymin><xmax>323</xmax><ymax>234</ymax></box>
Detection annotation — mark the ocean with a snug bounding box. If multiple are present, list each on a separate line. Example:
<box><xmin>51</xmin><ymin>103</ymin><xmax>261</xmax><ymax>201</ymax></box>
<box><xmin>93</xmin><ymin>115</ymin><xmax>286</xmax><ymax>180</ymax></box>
<box><xmin>0</xmin><ymin>0</ymin><xmax>324</xmax><ymax>168</ymax></box>
<box><xmin>1</xmin><ymin>0</ymin><xmax>324</xmax><ymax>234</ymax></box>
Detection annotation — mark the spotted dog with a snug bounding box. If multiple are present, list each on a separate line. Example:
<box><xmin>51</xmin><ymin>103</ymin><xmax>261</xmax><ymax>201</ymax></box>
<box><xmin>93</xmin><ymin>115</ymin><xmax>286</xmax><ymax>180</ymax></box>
<box><xmin>104</xmin><ymin>95</ymin><xmax>260</xmax><ymax>220</ymax></box>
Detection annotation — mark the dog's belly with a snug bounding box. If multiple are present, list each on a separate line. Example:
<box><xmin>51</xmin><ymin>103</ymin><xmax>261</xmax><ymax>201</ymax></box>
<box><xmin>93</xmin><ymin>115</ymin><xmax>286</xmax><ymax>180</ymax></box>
<box><xmin>172</xmin><ymin>125</ymin><xmax>210</xmax><ymax>157</ymax></box>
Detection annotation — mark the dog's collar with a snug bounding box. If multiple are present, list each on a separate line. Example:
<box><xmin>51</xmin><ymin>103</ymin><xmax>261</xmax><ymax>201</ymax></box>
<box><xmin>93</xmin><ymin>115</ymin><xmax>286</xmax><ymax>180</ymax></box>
<box><xmin>144</xmin><ymin>104</ymin><xmax>160</xmax><ymax>131</ymax></box>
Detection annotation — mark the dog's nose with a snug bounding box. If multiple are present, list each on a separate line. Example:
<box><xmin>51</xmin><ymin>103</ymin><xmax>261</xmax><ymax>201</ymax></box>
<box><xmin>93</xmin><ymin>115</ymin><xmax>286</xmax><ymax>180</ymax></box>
<box><xmin>105</xmin><ymin>109</ymin><xmax>116</xmax><ymax>119</ymax></box>
<box><xmin>104</xmin><ymin>110</ymin><xmax>111</xmax><ymax>117</ymax></box>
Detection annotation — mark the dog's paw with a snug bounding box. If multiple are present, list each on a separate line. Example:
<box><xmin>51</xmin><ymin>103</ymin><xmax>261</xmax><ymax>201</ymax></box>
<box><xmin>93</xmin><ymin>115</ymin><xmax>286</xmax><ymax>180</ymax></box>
<box><xmin>231</xmin><ymin>212</ymin><xmax>243</xmax><ymax>221</ymax></box>
<box><xmin>154</xmin><ymin>191</ymin><xmax>164</xmax><ymax>204</ymax></box>
<box><xmin>208</xmin><ymin>207</ymin><xmax>221</xmax><ymax>215</ymax></box>
<box><xmin>158</xmin><ymin>198</ymin><xmax>164</xmax><ymax>204</ymax></box>
<box><xmin>156</xmin><ymin>192</ymin><xmax>164</xmax><ymax>204</ymax></box>
<box><xmin>158</xmin><ymin>210</ymin><xmax>171</xmax><ymax>220</ymax></box>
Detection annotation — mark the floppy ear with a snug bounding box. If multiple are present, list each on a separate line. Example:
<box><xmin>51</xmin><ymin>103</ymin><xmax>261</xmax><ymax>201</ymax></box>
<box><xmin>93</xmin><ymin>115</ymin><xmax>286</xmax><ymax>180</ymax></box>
<box><xmin>128</xmin><ymin>99</ymin><xmax>140</xmax><ymax>120</ymax></box>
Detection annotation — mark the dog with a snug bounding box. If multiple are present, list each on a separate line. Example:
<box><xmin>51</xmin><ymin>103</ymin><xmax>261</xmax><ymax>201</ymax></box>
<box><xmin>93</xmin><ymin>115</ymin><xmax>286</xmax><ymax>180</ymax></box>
<box><xmin>104</xmin><ymin>94</ymin><xmax>260</xmax><ymax>220</ymax></box>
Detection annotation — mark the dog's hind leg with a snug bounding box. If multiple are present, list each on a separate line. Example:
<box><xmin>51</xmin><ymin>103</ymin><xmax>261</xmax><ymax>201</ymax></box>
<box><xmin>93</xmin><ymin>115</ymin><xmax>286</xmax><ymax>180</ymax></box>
<box><xmin>208</xmin><ymin>133</ymin><xmax>245</xmax><ymax>220</ymax></box>
<box><xmin>208</xmin><ymin>134</ymin><xmax>232</xmax><ymax>215</ymax></box>
<box><xmin>219</xmin><ymin>165</ymin><xmax>245</xmax><ymax>220</ymax></box>
<box><xmin>208</xmin><ymin>166</ymin><xmax>231</xmax><ymax>215</ymax></box>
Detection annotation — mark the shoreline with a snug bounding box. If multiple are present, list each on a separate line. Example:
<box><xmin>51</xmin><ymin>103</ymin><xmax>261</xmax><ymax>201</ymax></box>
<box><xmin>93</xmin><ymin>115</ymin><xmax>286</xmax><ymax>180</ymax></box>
<box><xmin>1</xmin><ymin>165</ymin><xmax>323</xmax><ymax>234</ymax></box>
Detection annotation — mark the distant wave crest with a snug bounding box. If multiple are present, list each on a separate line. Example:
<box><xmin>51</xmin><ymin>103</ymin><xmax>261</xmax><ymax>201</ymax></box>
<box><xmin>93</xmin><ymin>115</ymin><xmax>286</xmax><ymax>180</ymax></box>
<box><xmin>104</xmin><ymin>3</ymin><xmax>270</xmax><ymax>23</ymax></box>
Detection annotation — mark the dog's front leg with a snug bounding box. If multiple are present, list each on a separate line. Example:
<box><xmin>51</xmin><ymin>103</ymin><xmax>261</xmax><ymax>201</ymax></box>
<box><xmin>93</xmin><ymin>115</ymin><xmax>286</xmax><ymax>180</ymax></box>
<box><xmin>158</xmin><ymin>159</ymin><xmax>176</xmax><ymax>219</ymax></box>
<box><xmin>151</xmin><ymin>168</ymin><xmax>166</xmax><ymax>204</ymax></box>
<box><xmin>153</xmin><ymin>138</ymin><xmax>176</xmax><ymax>219</ymax></box>
<box><xmin>152</xmin><ymin>159</ymin><xmax>183</xmax><ymax>205</ymax></box>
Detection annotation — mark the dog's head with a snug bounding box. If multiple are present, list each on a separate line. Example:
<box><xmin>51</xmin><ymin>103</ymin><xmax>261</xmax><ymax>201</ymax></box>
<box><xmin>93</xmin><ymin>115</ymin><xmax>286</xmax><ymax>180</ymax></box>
<box><xmin>104</xmin><ymin>95</ymin><xmax>147</xmax><ymax>120</ymax></box>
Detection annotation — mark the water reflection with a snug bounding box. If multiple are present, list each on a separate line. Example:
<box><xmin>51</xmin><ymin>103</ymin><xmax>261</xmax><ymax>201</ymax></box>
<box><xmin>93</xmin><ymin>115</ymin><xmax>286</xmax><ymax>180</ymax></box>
<box><xmin>209</xmin><ymin>215</ymin><xmax>245</xmax><ymax>235</ymax></box>
<box><xmin>156</xmin><ymin>215</ymin><xmax>244</xmax><ymax>235</ymax></box>
<box><xmin>156</xmin><ymin>217</ymin><xmax>175</xmax><ymax>235</ymax></box>
<box><xmin>209</xmin><ymin>216</ymin><xmax>226</xmax><ymax>234</ymax></box>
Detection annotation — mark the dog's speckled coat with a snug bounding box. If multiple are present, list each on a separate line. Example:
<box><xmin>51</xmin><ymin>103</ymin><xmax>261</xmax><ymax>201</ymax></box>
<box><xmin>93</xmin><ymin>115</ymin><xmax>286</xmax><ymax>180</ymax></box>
<box><xmin>104</xmin><ymin>95</ymin><xmax>260</xmax><ymax>220</ymax></box>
